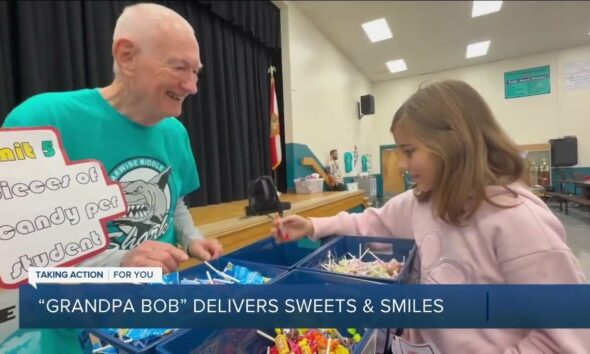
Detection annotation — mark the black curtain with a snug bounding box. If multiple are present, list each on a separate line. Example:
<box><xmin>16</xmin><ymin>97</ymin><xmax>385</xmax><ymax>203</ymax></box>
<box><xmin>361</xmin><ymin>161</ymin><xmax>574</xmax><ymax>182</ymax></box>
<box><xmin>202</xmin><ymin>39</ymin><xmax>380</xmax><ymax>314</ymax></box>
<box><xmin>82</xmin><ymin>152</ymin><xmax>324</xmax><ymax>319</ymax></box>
<box><xmin>0</xmin><ymin>0</ymin><xmax>285</xmax><ymax>206</ymax></box>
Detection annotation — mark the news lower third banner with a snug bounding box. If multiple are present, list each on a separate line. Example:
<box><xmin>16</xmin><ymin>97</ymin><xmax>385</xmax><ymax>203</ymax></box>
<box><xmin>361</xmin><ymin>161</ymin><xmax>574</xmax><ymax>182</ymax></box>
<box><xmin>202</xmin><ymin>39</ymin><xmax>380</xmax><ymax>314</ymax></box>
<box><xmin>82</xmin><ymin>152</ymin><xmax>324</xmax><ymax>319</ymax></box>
<box><xmin>19</xmin><ymin>285</ymin><xmax>590</xmax><ymax>328</ymax></box>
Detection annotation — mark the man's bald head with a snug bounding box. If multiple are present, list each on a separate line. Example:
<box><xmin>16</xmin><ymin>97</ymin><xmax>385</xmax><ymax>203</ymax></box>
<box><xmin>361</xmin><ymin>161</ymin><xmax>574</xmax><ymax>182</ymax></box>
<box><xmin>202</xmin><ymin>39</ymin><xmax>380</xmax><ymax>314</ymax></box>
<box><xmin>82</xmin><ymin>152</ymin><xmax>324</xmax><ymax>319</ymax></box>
<box><xmin>112</xmin><ymin>3</ymin><xmax>196</xmax><ymax>76</ymax></box>
<box><xmin>105</xmin><ymin>3</ymin><xmax>202</xmax><ymax>123</ymax></box>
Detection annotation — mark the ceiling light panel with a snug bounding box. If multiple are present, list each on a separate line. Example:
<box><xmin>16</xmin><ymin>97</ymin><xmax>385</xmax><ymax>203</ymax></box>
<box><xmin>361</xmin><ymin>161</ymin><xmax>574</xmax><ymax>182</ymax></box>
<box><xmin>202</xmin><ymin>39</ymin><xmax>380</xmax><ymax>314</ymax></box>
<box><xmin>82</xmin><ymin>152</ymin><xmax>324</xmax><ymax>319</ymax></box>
<box><xmin>362</xmin><ymin>18</ymin><xmax>393</xmax><ymax>43</ymax></box>
<box><xmin>386</xmin><ymin>59</ymin><xmax>407</xmax><ymax>73</ymax></box>
<box><xmin>472</xmin><ymin>1</ymin><xmax>503</xmax><ymax>18</ymax></box>
<box><xmin>466</xmin><ymin>40</ymin><xmax>491</xmax><ymax>58</ymax></box>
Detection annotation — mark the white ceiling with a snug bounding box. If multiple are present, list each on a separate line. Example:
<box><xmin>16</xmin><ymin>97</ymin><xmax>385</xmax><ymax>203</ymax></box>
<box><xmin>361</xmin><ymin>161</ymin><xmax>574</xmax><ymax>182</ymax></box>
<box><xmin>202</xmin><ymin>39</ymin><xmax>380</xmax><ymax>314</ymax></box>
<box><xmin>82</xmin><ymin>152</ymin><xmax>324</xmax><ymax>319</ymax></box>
<box><xmin>294</xmin><ymin>1</ymin><xmax>590</xmax><ymax>82</ymax></box>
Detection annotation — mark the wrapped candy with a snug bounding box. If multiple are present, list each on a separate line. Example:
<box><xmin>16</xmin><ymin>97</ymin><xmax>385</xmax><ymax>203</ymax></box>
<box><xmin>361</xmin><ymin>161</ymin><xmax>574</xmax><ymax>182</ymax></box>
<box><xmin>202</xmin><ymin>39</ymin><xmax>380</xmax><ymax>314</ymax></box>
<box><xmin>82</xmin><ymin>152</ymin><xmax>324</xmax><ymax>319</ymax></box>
<box><xmin>298</xmin><ymin>338</ymin><xmax>313</xmax><ymax>354</ymax></box>
<box><xmin>333</xmin><ymin>345</ymin><xmax>350</xmax><ymax>354</ymax></box>
<box><xmin>321</xmin><ymin>248</ymin><xmax>404</xmax><ymax>280</ymax></box>
<box><xmin>275</xmin><ymin>333</ymin><xmax>290</xmax><ymax>354</ymax></box>
<box><xmin>180</xmin><ymin>261</ymin><xmax>271</xmax><ymax>285</ymax></box>
<box><xmin>288</xmin><ymin>339</ymin><xmax>302</xmax><ymax>354</ymax></box>
<box><xmin>257</xmin><ymin>328</ymin><xmax>362</xmax><ymax>354</ymax></box>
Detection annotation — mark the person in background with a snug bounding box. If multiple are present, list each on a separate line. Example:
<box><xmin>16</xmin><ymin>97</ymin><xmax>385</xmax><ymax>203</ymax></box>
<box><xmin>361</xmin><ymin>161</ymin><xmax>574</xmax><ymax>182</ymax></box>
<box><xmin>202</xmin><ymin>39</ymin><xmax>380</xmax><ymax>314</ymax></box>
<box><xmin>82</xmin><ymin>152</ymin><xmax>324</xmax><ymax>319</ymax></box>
<box><xmin>273</xmin><ymin>80</ymin><xmax>589</xmax><ymax>353</ymax></box>
<box><xmin>326</xmin><ymin>149</ymin><xmax>346</xmax><ymax>191</ymax></box>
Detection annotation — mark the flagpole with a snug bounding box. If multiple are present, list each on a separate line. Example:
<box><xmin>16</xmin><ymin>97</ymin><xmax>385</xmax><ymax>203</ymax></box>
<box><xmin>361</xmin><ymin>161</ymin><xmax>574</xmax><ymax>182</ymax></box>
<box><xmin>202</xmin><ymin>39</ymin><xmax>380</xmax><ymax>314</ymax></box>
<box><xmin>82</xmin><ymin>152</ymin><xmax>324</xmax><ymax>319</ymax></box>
<box><xmin>268</xmin><ymin>65</ymin><xmax>280</xmax><ymax>191</ymax></box>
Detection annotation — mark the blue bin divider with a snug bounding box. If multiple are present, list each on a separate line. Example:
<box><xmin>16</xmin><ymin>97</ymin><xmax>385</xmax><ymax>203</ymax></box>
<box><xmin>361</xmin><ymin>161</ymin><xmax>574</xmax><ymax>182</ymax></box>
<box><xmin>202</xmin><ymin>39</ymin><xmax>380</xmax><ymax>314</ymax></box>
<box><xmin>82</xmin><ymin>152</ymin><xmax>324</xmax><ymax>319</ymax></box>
<box><xmin>272</xmin><ymin>269</ymin><xmax>383</xmax><ymax>285</ymax></box>
<box><xmin>223</xmin><ymin>236</ymin><xmax>329</xmax><ymax>269</ymax></box>
<box><xmin>156</xmin><ymin>328</ymin><xmax>376</xmax><ymax>354</ymax></box>
<box><xmin>90</xmin><ymin>328</ymin><xmax>182</xmax><ymax>354</ymax></box>
<box><xmin>178</xmin><ymin>257</ymin><xmax>288</xmax><ymax>284</ymax></box>
<box><xmin>296</xmin><ymin>236</ymin><xmax>416</xmax><ymax>284</ymax></box>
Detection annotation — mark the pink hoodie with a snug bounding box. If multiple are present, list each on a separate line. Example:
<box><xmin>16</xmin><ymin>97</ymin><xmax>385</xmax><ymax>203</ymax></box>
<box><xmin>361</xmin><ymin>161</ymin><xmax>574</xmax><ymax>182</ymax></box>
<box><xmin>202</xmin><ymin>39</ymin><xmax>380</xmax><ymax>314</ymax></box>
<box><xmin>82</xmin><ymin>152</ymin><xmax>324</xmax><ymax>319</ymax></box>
<box><xmin>310</xmin><ymin>182</ymin><xmax>589</xmax><ymax>353</ymax></box>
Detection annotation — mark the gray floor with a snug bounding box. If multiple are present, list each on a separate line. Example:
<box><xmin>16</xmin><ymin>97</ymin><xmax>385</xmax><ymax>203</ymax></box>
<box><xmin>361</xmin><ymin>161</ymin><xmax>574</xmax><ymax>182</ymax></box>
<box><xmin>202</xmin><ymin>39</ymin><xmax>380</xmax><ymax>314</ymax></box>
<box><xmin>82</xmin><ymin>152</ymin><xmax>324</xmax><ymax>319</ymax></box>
<box><xmin>551</xmin><ymin>203</ymin><xmax>590</xmax><ymax>278</ymax></box>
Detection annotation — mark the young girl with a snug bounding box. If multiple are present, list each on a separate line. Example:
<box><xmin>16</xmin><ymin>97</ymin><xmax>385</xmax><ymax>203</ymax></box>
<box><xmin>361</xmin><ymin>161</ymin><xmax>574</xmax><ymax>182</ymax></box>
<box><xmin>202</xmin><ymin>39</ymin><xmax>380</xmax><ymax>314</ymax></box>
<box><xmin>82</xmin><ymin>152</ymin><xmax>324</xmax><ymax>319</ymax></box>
<box><xmin>273</xmin><ymin>80</ymin><xmax>588</xmax><ymax>353</ymax></box>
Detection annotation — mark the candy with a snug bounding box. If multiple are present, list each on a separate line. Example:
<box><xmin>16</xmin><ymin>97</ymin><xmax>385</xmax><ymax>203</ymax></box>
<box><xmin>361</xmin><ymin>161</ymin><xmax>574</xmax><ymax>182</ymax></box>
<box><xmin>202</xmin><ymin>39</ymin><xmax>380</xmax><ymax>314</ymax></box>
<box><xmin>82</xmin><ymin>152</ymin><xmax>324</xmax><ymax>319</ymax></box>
<box><xmin>275</xmin><ymin>334</ymin><xmax>290</xmax><ymax>354</ymax></box>
<box><xmin>321</xmin><ymin>247</ymin><xmax>403</xmax><ymax>279</ymax></box>
<box><xmin>333</xmin><ymin>345</ymin><xmax>350</xmax><ymax>354</ymax></box>
<box><xmin>256</xmin><ymin>330</ymin><xmax>276</xmax><ymax>343</ymax></box>
<box><xmin>180</xmin><ymin>262</ymin><xmax>271</xmax><ymax>285</ymax></box>
<box><xmin>260</xmin><ymin>328</ymin><xmax>362</xmax><ymax>354</ymax></box>
<box><xmin>289</xmin><ymin>339</ymin><xmax>303</xmax><ymax>354</ymax></box>
<box><xmin>298</xmin><ymin>338</ymin><xmax>313</xmax><ymax>354</ymax></box>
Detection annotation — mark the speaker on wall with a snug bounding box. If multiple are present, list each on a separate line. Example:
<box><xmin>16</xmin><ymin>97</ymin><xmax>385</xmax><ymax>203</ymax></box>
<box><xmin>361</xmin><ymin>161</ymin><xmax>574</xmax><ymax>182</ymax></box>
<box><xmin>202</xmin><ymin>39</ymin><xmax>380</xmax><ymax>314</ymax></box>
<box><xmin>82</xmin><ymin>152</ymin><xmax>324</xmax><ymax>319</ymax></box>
<box><xmin>358</xmin><ymin>94</ymin><xmax>375</xmax><ymax>119</ymax></box>
<box><xmin>550</xmin><ymin>136</ymin><xmax>578</xmax><ymax>167</ymax></box>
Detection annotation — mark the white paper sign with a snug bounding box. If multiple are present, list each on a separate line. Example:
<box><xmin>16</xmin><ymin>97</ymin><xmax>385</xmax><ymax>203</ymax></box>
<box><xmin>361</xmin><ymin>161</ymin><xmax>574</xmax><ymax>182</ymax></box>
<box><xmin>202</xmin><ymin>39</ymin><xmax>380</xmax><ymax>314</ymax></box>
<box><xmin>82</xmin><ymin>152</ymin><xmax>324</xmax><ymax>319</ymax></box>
<box><xmin>0</xmin><ymin>127</ymin><xmax>126</xmax><ymax>288</ymax></box>
<box><xmin>565</xmin><ymin>61</ymin><xmax>590</xmax><ymax>89</ymax></box>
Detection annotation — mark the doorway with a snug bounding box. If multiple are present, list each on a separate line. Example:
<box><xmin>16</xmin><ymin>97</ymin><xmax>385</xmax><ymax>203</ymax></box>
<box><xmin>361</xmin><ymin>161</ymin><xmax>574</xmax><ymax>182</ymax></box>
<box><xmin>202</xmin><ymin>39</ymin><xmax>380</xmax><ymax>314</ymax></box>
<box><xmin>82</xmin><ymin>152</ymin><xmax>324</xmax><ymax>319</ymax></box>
<box><xmin>380</xmin><ymin>145</ymin><xmax>406</xmax><ymax>198</ymax></box>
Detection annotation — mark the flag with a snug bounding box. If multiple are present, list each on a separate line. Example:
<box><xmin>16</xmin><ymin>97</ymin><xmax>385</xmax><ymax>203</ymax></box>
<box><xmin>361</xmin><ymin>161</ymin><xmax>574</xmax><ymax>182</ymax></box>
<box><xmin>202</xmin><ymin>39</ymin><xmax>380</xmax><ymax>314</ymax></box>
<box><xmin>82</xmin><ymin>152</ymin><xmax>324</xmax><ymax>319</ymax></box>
<box><xmin>270</xmin><ymin>71</ymin><xmax>282</xmax><ymax>170</ymax></box>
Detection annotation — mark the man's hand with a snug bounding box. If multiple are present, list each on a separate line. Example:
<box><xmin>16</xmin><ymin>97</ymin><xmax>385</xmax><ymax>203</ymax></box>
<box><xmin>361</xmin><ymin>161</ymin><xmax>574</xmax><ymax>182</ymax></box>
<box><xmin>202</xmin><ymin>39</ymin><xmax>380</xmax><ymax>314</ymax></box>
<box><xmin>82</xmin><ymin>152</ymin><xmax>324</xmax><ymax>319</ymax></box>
<box><xmin>188</xmin><ymin>238</ymin><xmax>223</xmax><ymax>261</ymax></box>
<box><xmin>120</xmin><ymin>240</ymin><xmax>189</xmax><ymax>274</ymax></box>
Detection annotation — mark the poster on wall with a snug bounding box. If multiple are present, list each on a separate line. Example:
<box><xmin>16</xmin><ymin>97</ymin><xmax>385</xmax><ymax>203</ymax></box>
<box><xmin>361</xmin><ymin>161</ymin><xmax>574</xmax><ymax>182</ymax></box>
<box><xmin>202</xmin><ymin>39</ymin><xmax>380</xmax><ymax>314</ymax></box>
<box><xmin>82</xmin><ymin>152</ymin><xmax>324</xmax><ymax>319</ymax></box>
<box><xmin>504</xmin><ymin>65</ymin><xmax>550</xmax><ymax>99</ymax></box>
<box><xmin>565</xmin><ymin>61</ymin><xmax>590</xmax><ymax>89</ymax></box>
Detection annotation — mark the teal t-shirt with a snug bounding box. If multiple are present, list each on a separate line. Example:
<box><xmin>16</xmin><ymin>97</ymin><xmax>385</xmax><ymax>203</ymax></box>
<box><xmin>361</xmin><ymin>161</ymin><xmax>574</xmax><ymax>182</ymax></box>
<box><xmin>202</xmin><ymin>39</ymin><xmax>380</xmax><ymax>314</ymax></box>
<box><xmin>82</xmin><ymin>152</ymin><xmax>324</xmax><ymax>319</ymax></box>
<box><xmin>3</xmin><ymin>89</ymin><xmax>200</xmax><ymax>249</ymax></box>
<box><xmin>0</xmin><ymin>329</ymin><xmax>86</xmax><ymax>354</ymax></box>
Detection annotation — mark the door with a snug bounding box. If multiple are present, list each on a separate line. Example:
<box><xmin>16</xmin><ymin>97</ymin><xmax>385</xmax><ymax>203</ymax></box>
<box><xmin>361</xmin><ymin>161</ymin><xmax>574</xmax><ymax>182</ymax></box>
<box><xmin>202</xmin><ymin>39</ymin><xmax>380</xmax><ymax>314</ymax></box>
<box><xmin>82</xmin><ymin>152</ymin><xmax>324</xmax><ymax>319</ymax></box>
<box><xmin>381</xmin><ymin>147</ymin><xmax>405</xmax><ymax>197</ymax></box>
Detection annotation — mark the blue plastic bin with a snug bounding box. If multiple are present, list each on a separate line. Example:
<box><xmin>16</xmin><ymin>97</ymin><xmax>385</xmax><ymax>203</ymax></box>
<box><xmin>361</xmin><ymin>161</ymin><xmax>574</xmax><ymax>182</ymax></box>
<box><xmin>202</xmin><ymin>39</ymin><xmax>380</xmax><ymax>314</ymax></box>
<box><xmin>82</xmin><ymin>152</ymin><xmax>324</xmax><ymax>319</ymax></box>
<box><xmin>90</xmin><ymin>328</ymin><xmax>182</xmax><ymax>354</ymax></box>
<box><xmin>178</xmin><ymin>257</ymin><xmax>288</xmax><ymax>284</ymax></box>
<box><xmin>156</xmin><ymin>328</ymin><xmax>376</xmax><ymax>354</ymax></box>
<box><xmin>224</xmin><ymin>236</ymin><xmax>326</xmax><ymax>269</ymax></box>
<box><xmin>296</xmin><ymin>236</ymin><xmax>416</xmax><ymax>284</ymax></box>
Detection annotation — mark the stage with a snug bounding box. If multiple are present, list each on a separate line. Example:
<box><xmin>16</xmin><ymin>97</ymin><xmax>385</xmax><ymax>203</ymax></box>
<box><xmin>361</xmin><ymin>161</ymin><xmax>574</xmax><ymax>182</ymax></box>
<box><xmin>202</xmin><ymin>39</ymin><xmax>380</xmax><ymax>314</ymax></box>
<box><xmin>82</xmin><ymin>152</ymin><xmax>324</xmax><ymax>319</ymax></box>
<box><xmin>180</xmin><ymin>190</ymin><xmax>366</xmax><ymax>269</ymax></box>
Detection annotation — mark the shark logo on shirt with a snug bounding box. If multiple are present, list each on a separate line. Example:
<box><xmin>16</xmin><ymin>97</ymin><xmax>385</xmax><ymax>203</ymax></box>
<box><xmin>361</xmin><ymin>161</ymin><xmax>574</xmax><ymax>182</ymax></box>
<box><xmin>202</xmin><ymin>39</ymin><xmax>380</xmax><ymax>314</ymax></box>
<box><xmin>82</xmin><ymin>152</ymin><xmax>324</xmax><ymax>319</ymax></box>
<box><xmin>108</xmin><ymin>158</ymin><xmax>173</xmax><ymax>250</ymax></box>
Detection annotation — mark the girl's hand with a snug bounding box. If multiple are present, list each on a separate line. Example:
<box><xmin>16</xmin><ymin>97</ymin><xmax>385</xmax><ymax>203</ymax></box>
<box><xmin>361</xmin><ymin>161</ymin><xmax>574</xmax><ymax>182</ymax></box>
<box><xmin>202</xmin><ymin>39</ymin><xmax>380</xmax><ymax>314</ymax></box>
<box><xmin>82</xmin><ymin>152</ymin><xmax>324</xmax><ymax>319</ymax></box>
<box><xmin>271</xmin><ymin>215</ymin><xmax>314</xmax><ymax>243</ymax></box>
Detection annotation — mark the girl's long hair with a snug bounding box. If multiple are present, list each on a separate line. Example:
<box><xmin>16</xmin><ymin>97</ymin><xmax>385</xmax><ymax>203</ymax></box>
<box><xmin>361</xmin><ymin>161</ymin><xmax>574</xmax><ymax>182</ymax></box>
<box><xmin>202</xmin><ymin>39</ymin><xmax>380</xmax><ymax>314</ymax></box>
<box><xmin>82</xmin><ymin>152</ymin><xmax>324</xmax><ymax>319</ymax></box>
<box><xmin>391</xmin><ymin>80</ymin><xmax>525</xmax><ymax>225</ymax></box>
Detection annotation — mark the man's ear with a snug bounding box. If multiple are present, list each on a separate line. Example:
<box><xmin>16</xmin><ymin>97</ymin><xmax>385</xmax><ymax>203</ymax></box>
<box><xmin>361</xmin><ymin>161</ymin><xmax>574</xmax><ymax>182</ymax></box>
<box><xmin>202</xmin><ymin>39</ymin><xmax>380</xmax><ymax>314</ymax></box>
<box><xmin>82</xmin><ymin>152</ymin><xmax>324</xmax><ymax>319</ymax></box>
<box><xmin>113</xmin><ymin>38</ymin><xmax>137</xmax><ymax>77</ymax></box>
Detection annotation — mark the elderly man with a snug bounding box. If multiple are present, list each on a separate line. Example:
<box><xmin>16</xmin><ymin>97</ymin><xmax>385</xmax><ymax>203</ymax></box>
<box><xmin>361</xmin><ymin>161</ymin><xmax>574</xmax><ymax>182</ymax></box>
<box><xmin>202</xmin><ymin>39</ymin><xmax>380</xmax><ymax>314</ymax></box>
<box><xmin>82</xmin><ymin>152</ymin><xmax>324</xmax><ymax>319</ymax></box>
<box><xmin>2</xmin><ymin>4</ymin><xmax>222</xmax><ymax>353</ymax></box>
<box><xmin>3</xmin><ymin>3</ymin><xmax>222</xmax><ymax>272</ymax></box>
